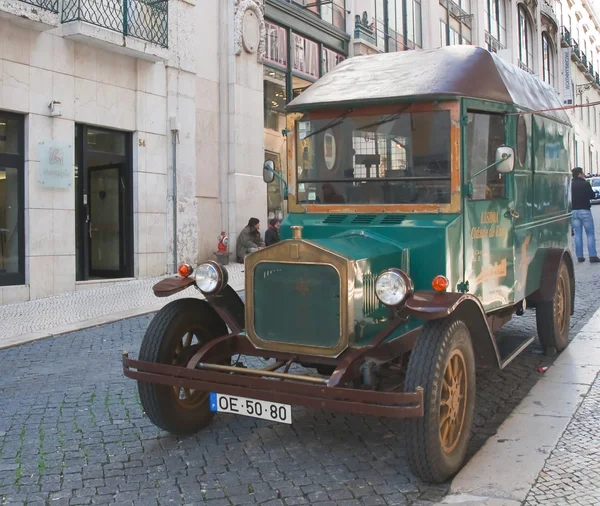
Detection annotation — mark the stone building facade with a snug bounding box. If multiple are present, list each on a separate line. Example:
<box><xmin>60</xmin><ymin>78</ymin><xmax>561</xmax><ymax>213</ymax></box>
<box><xmin>0</xmin><ymin>0</ymin><xmax>266</xmax><ymax>304</ymax></box>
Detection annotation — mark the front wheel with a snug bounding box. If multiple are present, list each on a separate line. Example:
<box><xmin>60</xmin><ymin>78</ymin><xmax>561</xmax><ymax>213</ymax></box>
<box><xmin>137</xmin><ymin>298</ymin><xmax>228</xmax><ymax>434</ymax></box>
<box><xmin>404</xmin><ymin>319</ymin><xmax>476</xmax><ymax>483</ymax></box>
<box><xmin>536</xmin><ymin>260</ymin><xmax>572</xmax><ymax>356</ymax></box>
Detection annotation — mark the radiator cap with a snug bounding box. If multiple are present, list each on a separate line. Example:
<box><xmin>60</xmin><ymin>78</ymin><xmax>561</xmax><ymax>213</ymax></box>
<box><xmin>291</xmin><ymin>225</ymin><xmax>303</xmax><ymax>240</ymax></box>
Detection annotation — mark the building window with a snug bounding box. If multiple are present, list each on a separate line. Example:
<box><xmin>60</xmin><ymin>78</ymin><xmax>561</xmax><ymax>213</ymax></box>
<box><xmin>485</xmin><ymin>0</ymin><xmax>507</xmax><ymax>51</ymax></box>
<box><xmin>265</xmin><ymin>21</ymin><xmax>287</xmax><ymax>68</ymax></box>
<box><xmin>541</xmin><ymin>32</ymin><xmax>555</xmax><ymax>87</ymax></box>
<box><xmin>358</xmin><ymin>0</ymin><xmax>422</xmax><ymax>51</ymax></box>
<box><xmin>0</xmin><ymin>112</ymin><xmax>24</xmax><ymax>287</ymax></box>
<box><xmin>440</xmin><ymin>0</ymin><xmax>471</xmax><ymax>47</ymax></box>
<box><xmin>292</xmin><ymin>0</ymin><xmax>346</xmax><ymax>30</ymax></box>
<box><xmin>293</xmin><ymin>33</ymin><xmax>320</xmax><ymax>80</ymax></box>
<box><xmin>518</xmin><ymin>5</ymin><xmax>534</xmax><ymax>72</ymax></box>
<box><xmin>322</xmin><ymin>46</ymin><xmax>345</xmax><ymax>74</ymax></box>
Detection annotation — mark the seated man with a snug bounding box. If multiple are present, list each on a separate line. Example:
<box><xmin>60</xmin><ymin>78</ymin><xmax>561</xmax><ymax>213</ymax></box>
<box><xmin>236</xmin><ymin>218</ymin><xmax>265</xmax><ymax>263</ymax></box>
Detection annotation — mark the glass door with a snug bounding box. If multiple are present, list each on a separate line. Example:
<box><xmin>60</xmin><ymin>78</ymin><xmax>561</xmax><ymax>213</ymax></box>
<box><xmin>0</xmin><ymin>112</ymin><xmax>24</xmax><ymax>287</ymax></box>
<box><xmin>75</xmin><ymin>126</ymin><xmax>132</xmax><ymax>280</ymax></box>
<box><xmin>89</xmin><ymin>164</ymin><xmax>124</xmax><ymax>277</ymax></box>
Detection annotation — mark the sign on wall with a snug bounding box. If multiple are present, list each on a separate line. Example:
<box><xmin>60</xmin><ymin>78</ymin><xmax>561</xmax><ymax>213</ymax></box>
<box><xmin>562</xmin><ymin>47</ymin><xmax>573</xmax><ymax>106</ymax></box>
<box><xmin>38</xmin><ymin>141</ymin><xmax>74</xmax><ymax>188</ymax></box>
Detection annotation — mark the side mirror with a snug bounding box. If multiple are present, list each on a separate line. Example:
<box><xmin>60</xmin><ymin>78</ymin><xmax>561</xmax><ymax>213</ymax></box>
<box><xmin>495</xmin><ymin>146</ymin><xmax>515</xmax><ymax>174</ymax></box>
<box><xmin>263</xmin><ymin>160</ymin><xmax>275</xmax><ymax>183</ymax></box>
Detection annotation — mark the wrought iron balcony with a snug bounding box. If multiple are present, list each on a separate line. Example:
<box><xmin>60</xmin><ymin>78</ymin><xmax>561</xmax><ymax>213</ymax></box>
<box><xmin>573</xmin><ymin>41</ymin><xmax>581</xmax><ymax>60</ymax></box>
<box><xmin>21</xmin><ymin>0</ymin><xmax>58</xmax><ymax>13</ymax></box>
<box><xmin>518</xmin><ymin>60</ymin><xmax>534</xmax><ymax>74</ymax></box>
<box><xmin>61</xmin><ymin>0</ymin><xmax>168</xmax><ymax>48</ymax></box>
<box><xmin>596</xmin><ymin>72</ymin><xmax>600</xmax><ymax>86</ymax></box>
<box><xmin>589</xmin><ymin>63</ymin><xmax>595</xmax><ymax>77</ymax></box>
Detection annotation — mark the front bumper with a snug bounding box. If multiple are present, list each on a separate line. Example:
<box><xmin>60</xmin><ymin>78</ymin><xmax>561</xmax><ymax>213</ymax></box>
<box><xmin>122</xmin><ymin>333</ymin><xmax>424</xmax><ymax>419</ymax></box>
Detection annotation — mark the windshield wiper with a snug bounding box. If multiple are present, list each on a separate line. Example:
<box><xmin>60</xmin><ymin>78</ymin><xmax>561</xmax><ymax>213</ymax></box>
<box><xmin>357</xmin><ymin>105</ymin><xmax>412</xmax><ymax>131</ymax></box>
<box><xmin>303</xmin><ymin>109</ymin><xmax>352</xmax><ymax>140</ymax></box>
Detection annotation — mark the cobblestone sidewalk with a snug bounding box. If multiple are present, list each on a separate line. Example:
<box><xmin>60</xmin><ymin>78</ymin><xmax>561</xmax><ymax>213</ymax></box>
<box><xmin>524</xmin><ymin>373</ymin><xmax>600</xmax><ymax>505</ymax></box>
<box><xmin>0</xmin><ymin>264</ymin><xmax>245</xmax><ymax>349</ymax></box>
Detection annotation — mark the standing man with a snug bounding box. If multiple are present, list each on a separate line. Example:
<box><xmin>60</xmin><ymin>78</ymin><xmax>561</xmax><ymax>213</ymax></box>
<box><xmin>571</xmin><ymin>167</ymin><xmax>600</xmax><ymax>263</ymax></box>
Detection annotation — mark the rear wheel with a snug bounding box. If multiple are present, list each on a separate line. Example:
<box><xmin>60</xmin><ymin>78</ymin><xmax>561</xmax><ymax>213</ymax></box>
<box><xmin>536</xmin><ymin>260</ymin><xmax>571</xmax><ymax>355</ymax></box>
<box><xmin>404</xmin><ymin>319</ymin><xmax>476</xmax><ymax>483</ymax></box>
<box><xmin>137</xmin><ymin>298</ymin><xmax>228</xmax><ymax>434</ymax></box>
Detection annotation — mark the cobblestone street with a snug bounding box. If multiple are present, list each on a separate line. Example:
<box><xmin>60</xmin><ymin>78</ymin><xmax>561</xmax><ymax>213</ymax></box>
<box><xmin>524</xmin><ymin>373</ymin><xmax>600</xmax><ymax>506</ymax></box>
<box><xmin>2</xmin><ymin>238</ymin><xmax>600</xmax><ymax>505</ymax></box>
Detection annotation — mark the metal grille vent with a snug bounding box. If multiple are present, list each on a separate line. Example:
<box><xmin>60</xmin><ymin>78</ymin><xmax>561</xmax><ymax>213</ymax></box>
<box><xmin>381</xmin><ymin>215</ymin><xmax>407</xmax><ymax>225</ymax></box>
<box><xmin>351</xmin><ymin>215</ymin><xmax>377</xmax><ymax>224</ymax></box>
<box><xmin>323</xmin><ymin>215</ymin><xmax>348</xmax><ymax>224</ymax></box>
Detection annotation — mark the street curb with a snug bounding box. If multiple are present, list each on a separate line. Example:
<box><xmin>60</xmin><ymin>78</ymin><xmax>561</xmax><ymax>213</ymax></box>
<box><xmin>440</xmin><ymin>307</ymin><xmax>600</xmax><ymax>505</ymax></box>
<box><xmin>0</xmin><ymin>282</ymin><xmax>245</xmax><ymax>351</ymax></box>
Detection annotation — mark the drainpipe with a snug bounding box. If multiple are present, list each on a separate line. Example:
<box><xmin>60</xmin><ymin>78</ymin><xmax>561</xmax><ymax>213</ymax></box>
<box><xmin>219</xmin><ymin>0</ymin><xmax>234</xmax><ymax>250</ymax></box>
<box><xmin>171</xmin><ymin>124</ymin><xmax>179</xmax><ymax>271</ymax></box>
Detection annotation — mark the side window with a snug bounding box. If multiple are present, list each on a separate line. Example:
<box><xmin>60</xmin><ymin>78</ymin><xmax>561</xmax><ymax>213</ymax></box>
<box><xmin>466</xmin><ymin>112</ymin><xmax>506</xmax><ymax>200</ymax></box>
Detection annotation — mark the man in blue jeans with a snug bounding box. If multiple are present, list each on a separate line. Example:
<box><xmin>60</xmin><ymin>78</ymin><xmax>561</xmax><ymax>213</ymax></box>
<box><xmin>571</xmin><ymin>167</ymin><xmax>600</xmax><ymax>263</ymax></box>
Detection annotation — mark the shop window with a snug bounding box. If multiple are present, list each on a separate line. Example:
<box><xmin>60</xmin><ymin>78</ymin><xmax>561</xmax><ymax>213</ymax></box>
<box><xmin>466</xmin><ymin>112</ymin><xmax>506</xmax><ymax>200</ymax></box>
<box><xmin>0</xmin><ymin>112</ymin><xmax>24</xmax><ymax>287</ymax></box>
<box><xmin>322</xmin><ymin>47</ymin><xmax>345</xmax><ymax>74</ymax></box>
<box><xmin>292</xmin><ymin>33</ymin><xmax>319</xmax><ymax>80</ymax></box>
<box><xmin>264</xmin><ymin>67</ymin><xmax>287</xmax><ymax>131</ymax></box>
<box><xmin>265</xmin><ymin>21</ymin><xmax>288</xmax><ymax>69</ymax></box>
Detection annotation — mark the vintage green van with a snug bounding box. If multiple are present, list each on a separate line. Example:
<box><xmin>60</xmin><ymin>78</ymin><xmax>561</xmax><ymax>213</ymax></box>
<box><xmin>123</xmin><ymin>46</ymin><xmax>575</xmax><ymax>483</ymax></box>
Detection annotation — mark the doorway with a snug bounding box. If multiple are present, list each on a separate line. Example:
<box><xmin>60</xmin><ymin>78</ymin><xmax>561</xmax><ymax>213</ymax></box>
<box><xmin>75</xmin><ymin>126</ymin><xmax>133</xmax><ymax>281</ymax></box>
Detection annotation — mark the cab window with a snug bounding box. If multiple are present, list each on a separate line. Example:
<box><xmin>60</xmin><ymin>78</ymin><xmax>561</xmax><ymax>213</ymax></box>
<box><xmin>466</xmin><ymin>113</ymin><xmax>506</xmax><ymax>200</ymax></box>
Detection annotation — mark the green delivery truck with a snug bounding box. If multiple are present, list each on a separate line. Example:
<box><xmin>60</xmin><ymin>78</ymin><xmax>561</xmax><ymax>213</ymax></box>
<box><xmin>123</xmin><ymin>46</ymin><xmax>575</xmax><ymax>483</ymax></box>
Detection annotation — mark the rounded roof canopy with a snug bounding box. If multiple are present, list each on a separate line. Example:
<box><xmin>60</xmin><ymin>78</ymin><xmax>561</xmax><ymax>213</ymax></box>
<box><xmin>287</xmin><ymin>45</ymin><xmax>570</xmax><ymax>124</ymax></box>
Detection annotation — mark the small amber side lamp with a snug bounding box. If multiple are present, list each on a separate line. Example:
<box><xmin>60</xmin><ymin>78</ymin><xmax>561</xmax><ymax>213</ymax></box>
<box><xmin>432</xmin><ymin>275</ymin><xmax>449</xmax><ymax>292</ymax></box>
<box><xmin>177</xmin><ymin>263</ymin><xmax>193</xmax><ymax>278</ymax></box>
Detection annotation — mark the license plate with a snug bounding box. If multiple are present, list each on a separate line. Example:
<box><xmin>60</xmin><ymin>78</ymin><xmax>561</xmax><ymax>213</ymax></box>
<box><xmin>209</xmin><ymin>393</ymin><xmax>292</xmax><ymax>424</ymax></box>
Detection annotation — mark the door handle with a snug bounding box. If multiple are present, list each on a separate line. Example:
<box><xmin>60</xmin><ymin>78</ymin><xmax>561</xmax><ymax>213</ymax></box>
<box><xmin>506</xmin><ymin>208</ymin><xmax>520</xmax><ymax>219</ymax></box>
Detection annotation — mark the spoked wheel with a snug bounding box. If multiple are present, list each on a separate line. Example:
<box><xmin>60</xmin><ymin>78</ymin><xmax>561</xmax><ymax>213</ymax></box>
<box><xmin>171</xmin><ymin>331</ymin><xmax>211</xmax><ymax>411</ymax></box>
<box><xmin>536</xmin><ymin>260</ymin><xmax>572</xmax><ymax>355</ymax></box>
<box><xmin>404</xmin><ymin>319</ymin><xmax>476</xmax><ymax>483</ymax></box>
<box><xmin>137</xmin><ymin>298</ymin><xmax>228</xmax><ymax>434</ymax></box>
<box><xmin>439</xmin><ymin>350</ymin><xmax>468</xmax><ymax>455</ymax></box>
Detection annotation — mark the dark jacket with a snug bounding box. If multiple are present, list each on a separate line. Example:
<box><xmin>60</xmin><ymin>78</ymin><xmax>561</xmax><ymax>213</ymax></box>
<box><xmin>265</xmin><ymin>227</ymin><xmax>280</xmax><ymax>246</ymax></box>
<box><xmin>236</xmin><ymin>226</ymin><xmax>264</xmax><ymax>261</ymax></box>
<box><xmin>572</xmin><ymin>177</ymin><xmax>595</xmax><ymax>210</ymax></box>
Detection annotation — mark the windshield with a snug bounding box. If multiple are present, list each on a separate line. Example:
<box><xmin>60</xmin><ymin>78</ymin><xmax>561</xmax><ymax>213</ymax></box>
<box><xmin>592</xmin><ymin>179</ymin><xmax>600</xmax><ymax>187</ymax></box>
<box><xmin>295</xmin><ymin>110</ymin><xmax>452</xmax><ymax>205</ymax></box>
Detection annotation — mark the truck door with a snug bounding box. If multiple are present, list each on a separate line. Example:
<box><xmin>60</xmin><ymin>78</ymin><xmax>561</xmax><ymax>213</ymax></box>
<box><xmin>463</xmin><ymin>110</ymin><xmax>515</xmax><ymax>311</ymax></box>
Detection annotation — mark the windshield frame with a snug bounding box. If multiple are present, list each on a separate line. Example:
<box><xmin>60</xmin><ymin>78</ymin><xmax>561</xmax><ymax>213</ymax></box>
<box><xmin>286</xmin><ymin>101</ymin><xmax>461</xmax><ymax>214</ymax></box>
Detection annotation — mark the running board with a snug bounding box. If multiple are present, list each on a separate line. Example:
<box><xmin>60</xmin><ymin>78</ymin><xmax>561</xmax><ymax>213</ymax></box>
<box><xmin>497</xmin><ymin>335</ymin><xmax>535</xmax><ymax>369</ymax></box>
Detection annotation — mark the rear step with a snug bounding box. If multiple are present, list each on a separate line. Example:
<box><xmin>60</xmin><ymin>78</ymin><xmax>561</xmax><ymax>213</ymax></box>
<box><xmin>497</xmin><ymin>334</ymin><xmax>535</xmax><ymax>369</ymax></box>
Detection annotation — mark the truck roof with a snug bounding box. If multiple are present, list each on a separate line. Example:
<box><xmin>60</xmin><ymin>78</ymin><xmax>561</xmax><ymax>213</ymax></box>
<box><xmin>287</xmin><ymin>45</ymin><xmax>571</xmax><ymax>125</ymax></box>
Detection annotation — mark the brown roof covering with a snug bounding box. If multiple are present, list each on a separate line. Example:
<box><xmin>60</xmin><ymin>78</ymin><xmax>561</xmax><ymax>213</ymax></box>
<box><xmin>286</xmin><ymin>45</ymin><xmax>571</xmax><ymax>124</ymax></box>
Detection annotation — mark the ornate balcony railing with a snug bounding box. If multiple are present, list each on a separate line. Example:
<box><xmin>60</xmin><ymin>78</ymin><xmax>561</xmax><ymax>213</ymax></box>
<box><xmin>19</xmin><ymin>0</ymin><xmax>59</xmax><ymax>12</ymax></box>
<box><xmin>596</xmin><ymin>72</ymin><xmax>600</xmax><ymax>86</ymax></box>
<box><xmin>582</xmin><ymin>53</ymin><xmax>588</xmax><ymax>67</ymax></box>
<box><xmin>61</xmin><ymin>0</ymin><xmax>168</xmax><ymax>47</ymax></box>
<box><xmin>573</xmin><ymin>41</ymin><xmax>581</xmax><ymax>59</ymax></box>
<box><xmin>518</xmin><ymin>60</ymin><xmax>534</xmax><ymax>74</ymax></box>
<box><xmin>589</xmin><ymin>63</ymin><xmax>595</xmax><ymax>76</ymax></box>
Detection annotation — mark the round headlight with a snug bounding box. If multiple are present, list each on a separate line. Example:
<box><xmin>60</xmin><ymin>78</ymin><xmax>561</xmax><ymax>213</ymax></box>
<box><xmin>195</xmin><ymin>262</ymin><xmax>227</xmax><ymax>294</ymax></box>
<box><xmin>375</xmin><ymin>269</ymin><xmax>413</xmax><ymax>307</ymax></box>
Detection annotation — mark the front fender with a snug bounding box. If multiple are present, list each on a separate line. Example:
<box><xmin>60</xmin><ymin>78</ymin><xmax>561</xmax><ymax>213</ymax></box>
<box><xmin>405</xmin><ymin>291</ymin><xmax>501</xmax><ymax>368</ymax></box>
<box><xmin>152</xmin><ymin>277</ymin><xmax>246</xmax><ymax>334</ymax></box>
<box><xmin>152</xmin><ymin>276</ymin><xmax>195</xmax><ymax>297</ymax></box>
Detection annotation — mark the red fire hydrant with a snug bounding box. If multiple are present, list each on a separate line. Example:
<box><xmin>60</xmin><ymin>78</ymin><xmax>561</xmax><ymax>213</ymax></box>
<box><xmin>217</xmin><ymin>232</ymin><xmax>229</xmax><ymax>253</ymax></box>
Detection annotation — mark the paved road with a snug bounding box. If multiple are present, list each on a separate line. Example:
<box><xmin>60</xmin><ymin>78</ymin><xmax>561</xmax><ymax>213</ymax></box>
<box><xmin>2</xmin><ymin>209</ymin><xmax>600</xmax><ymax>506</ymax></box>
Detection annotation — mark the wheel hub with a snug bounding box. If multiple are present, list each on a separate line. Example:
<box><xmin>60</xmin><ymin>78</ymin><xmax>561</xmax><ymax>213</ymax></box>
<box><xmin>440</xmin><ymin>349</ymin><xmax>468</xmax><ymax>454</ymax></box>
